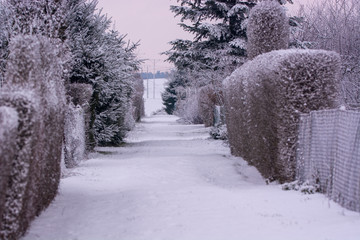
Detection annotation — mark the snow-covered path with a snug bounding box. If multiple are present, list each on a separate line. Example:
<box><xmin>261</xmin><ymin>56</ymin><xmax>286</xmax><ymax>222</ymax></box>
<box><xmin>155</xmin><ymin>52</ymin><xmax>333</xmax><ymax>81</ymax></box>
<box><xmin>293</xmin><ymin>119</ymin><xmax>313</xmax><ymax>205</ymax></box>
<box><xmin>23</xmin><ymin>114</ymin><xmax>360</xmax><ymax>240</ymax></box>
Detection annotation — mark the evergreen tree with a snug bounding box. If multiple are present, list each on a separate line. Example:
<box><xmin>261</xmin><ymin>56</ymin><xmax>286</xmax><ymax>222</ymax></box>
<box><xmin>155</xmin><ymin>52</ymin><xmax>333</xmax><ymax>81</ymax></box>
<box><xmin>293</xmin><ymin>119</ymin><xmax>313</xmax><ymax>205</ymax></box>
<box><xmin>165</xmin><ymin>0</ymin><xmax>292</xmax><ymax>71</ymax></box>
<box><xmin>66</xmin><ymin>0</ymin><xmax>140</xmax><ymax>147</ymax></box>
<box><xmin>163</xmin><ymin>0</ymin><xmax>293</xmax><ymax>121</ymax></box>
<box><xmin>0</xmin><ymin>0</ymin><xmax>142</xmax><ymax>147</ymax></box>
<box><xmin>162</xmin><ymin>70</ymin><xmax>189</xmax><ymax>114</ymax></box>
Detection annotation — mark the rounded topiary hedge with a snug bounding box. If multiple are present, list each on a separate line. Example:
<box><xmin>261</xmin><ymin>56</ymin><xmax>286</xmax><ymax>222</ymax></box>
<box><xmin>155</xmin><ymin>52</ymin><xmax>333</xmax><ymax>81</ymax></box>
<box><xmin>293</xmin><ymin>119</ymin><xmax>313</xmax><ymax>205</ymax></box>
<box><xmin>247</xmin><ymin>1</ymin><xmax>289</xmax><ymax>60</ymax></box>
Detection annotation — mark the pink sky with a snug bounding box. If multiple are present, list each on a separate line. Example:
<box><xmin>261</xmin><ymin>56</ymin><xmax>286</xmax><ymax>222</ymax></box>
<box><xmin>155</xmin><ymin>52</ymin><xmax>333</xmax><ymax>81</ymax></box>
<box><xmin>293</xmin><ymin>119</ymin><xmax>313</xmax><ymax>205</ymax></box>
<box><xmin>96</xmin><ymin>0</ymin><xmax>306</xmax><ymax>73</ymax></box>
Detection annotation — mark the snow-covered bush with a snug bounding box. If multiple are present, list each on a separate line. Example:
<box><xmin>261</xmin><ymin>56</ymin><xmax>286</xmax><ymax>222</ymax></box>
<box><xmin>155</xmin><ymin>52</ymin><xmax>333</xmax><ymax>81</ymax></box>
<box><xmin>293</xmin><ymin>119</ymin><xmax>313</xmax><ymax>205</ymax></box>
<box><xmin>162</xmin><ymin>70</ymin><xmax>189</xmax><ymax>115</ymax></box>
<box><xmin>282</xmin><ymin>180</ymin><xmax>320</xmax><ymax>194</ymax></box>
<box><xmin>209</xmin><ymin>124</ymin><xmax>228</xmax><ymax>140</ymax></box>
<box><xmin>198</xmin><ymin>85</ymin><xmax>217</xmax><ymax>127</ymax></box>
<box><xmin>66</xmin><ymin>83</ymin><xmax>93</xmax><ymax>152</ymax></box>
<box><xmin>132</xmin><ymin>74</ymin><xmax>145</xmax><ymax>122</ymax></box>
<box><xmin>64</xmin><ymin>103</ymin><xmax>85</xmax><ymax>168</ymax></box>
<box><xmin>247</xmin><ymin>1</ymin><xmax>289</xmax><ymax>60</ymax></box>
<box><xmin>175</xmin><ymin>90</ymin><xmax>203</xmax><ymax>124</ymax></box>
<box><xmin>223</xmin><ymin>49</ymin><xmax>340</xmax><ymax>182</ymax></box>
<box><xmin>0</xmin><ymin>106</ymin><xmax>18</xmax><ymax>229</ymax></box>
<box><xmin>0</xmin><ymin>92</ymin><xmax>39</xmax><ymax>240</ymax></box>
<box><xmin>66</xmin><ymin>83</ymin><xmax>93</xmax><ymax>107</ymax></box>
<box><xmin>0</xmin><ymin>34</ymin><xmax>65</xmax><ymax>239</ymax></box>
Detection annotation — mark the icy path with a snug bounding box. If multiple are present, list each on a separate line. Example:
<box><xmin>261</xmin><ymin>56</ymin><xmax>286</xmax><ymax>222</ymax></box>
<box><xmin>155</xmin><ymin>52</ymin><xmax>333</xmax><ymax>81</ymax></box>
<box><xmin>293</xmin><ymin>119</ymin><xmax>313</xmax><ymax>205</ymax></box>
<box><xmin>23</xmin><ymin>114</ymin><xmax>360</xmax><ymax>240</ymax></box>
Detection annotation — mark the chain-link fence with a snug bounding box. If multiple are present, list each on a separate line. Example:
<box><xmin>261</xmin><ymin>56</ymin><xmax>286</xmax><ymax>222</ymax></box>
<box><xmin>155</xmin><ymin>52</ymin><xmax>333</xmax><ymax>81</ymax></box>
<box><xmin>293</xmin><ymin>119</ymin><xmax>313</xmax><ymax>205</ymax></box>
<box><xmin>296</xmin><ymin>109</ymin><xmax>360</xmax><ymax>212</ymax></box>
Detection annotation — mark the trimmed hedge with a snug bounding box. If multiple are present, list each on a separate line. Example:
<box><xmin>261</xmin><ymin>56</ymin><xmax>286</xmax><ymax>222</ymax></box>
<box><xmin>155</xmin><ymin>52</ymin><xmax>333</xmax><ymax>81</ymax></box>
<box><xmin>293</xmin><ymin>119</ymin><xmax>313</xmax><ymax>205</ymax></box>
<box><xmin>0</xmin><ymin>92</ymin><xmax>40</xmax><ymax>239</ymax></box>
<box><xmin>223</xmin><ymin>49</ymin><xmax>340</xmax><ymax>182</ymax></box>
<box><xmin>132</xmin><ymin>74</ymin><xmax>145</xmax><ymax>122</ymax></box>
<box><xmin>0</xmin><ymin>106</ymin><xmax>18</xmax><ymax>231</ymax></box>
<box><xmin>0</xmin><ymin>35</ymin><xmax>65</xmax><ymax>239</ymax></box>
<box><xmin>247</xmin><ymin>1</ymin><xmax>289</xmax><ymax>60</ymax></box>
<box><xmin>66</xmin><ymin>83</ymin><xmax>93</xmax><ymax>153</ymax></box>
<box><xmin>198</xmin><ymin>85</ymin><xmax>224</xmax><ymax>127</ymax></box>
<box><xmin>64</xmin><ymin>103</ymin><xmax>85</xmax><ymax>168</ymax></box>
<box><xmin>198</xmin><ymin>85</ymin><xmax>217</xmax><ymax>127</ymax></box>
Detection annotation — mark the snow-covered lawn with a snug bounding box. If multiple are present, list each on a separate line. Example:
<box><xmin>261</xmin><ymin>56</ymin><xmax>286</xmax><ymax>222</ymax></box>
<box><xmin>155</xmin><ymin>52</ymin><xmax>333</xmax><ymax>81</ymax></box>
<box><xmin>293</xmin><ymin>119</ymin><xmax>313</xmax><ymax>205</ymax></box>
<box><xmin>22</xmin><ymin>113</ymin><xmax>360</xmax><ymax>240</ymax></box>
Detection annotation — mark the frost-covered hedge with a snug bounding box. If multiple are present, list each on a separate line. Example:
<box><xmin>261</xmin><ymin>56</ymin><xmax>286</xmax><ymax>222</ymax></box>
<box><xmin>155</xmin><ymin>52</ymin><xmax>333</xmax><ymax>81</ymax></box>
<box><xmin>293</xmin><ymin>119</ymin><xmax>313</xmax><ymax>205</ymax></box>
<box><xmin>64</xmin><ymin>103</ymin><xmax>85</xmax><ymax>168</ymax></box>
<box><xmin>176</xmin><ymin>90</ymin><xmax>203</xmax><ymax>124</ymax></box>
<box><xmin>198</xmin><ymin>85</ymin><xmax>217</xmax><ymax>127</ymax></box>
<box><xmin>0</xmin><ymin>35</ymin><xmax>65</xmax><ymax>239</ymax></box>
<box><xmin>198</xmin><ymin>85</ymin><xmax>224</xmax><ymax>127</ymax></box>
<box><xmin>0</xmin><ymin>92</ymin><xmax>39</xmax><ymax>239</ymax></box>
<box><xmin>132</xmin><ymin>74</ymin><xmax>145</xmax><ymax>122</ymax></box>
<box><xmin>247</xmin><ymin>1</ymin><xmax>289</xmax><ymax>60</ymax></box>
<box><xmin>0</xmin><ymin>106</ymin><xmax>18</xmax><ymax>229</ymax></box>
<box><xmin>66</xmin><ymin>83</ymin><xmax>93</xmax><ymax>153</ymax></box>
<box><xmin>223</xmin><ymin>49</ymin><xmax>340</xmax><ymax>182</ymax></box>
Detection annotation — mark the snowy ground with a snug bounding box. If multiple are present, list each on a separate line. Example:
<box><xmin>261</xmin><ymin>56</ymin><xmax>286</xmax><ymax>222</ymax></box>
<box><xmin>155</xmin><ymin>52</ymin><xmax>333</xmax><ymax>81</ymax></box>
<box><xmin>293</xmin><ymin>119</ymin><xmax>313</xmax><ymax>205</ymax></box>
<box><xmin>22</xmin><ymin>78</ymin><xmax>360</xmax><ymax>240</ymax></box>
<box><xmin>23</xmin><ymin>115</ymin><xmax>360</xmax><ymax>240</ymax></box>
<box><xmin>143</xmin><ymin>78</ymin><xmax>167</xmax><ymax>116</ymax></box>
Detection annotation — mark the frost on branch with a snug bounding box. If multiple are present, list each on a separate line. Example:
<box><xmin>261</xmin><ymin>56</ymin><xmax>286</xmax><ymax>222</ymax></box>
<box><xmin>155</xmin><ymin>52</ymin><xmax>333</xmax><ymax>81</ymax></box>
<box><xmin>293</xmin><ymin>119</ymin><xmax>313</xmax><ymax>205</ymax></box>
<box><xmin>223</xmin><ymin>49</ymin><xmax>340</xmax><ymax>182</ymax></box>
<box><xmin>0</xmin><ymin>34</ymin><xmax>65</xmax><ymax>239</ymax></box>
<box><xmin>247</xmin><ymin>1</ymin><xmax>289</xmax><ymax>60</ymax></box>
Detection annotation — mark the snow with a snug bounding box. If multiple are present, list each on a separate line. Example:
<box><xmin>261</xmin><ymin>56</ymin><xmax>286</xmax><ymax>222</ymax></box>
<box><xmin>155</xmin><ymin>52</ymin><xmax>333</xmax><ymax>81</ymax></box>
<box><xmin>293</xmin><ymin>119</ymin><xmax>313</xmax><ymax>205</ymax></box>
<box><xmin>143</xmin><ymin>78</ymin><xmax>167</xmax><ymax>116</ymax></box>
<box><xmin>22</xmin><ymin>116</ymin><xmax>360</xmax><ymax>239</ymax></box>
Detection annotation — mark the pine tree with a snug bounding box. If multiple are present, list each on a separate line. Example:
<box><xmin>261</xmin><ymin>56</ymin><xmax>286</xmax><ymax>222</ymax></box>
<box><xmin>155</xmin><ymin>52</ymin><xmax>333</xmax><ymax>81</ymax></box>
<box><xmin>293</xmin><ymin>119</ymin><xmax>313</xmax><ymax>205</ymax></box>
<box><xmin>165</xmin><ymin>0</ymin><xmax>292</xmax><ymax>71</ymax></box>
<box><xmin>162</xmin><ymin>70</ymin><xmax>190</xmax><ymax>114</ymax></box>
<box><xmin>163</xmin><ymin>1</ymin><xmax>293</xmax><ymax>121</ymax></box>
<box><xmin>66</xmin><ymin>0</ymin><xmax>140</xmax><ymax>147</ymax></box>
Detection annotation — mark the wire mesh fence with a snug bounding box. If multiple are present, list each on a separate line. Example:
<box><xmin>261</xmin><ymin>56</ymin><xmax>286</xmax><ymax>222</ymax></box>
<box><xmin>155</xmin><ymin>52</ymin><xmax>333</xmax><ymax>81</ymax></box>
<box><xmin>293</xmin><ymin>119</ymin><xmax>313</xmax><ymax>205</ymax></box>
<box><xmin>296</xmin><ymin>109</ymin><xmax>360</xmax><ymax>212</ymax></box>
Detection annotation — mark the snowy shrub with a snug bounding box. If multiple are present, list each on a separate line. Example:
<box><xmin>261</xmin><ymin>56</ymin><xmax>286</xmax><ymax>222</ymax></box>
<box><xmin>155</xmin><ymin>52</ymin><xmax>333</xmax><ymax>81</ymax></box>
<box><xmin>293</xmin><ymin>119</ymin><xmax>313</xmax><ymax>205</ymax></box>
<box><xmin>64</xmin><ymin>103</ymin><xmax>86</xmax><ymax>168</ymax></box>
<box><xmin>198</xmin><ymin>85</ymin><xmax>224</xmax><ymax>127</ymax></box>
<box><xmin>175</xmin><ymin>90</ymin><xmax>203</xmax><ymax>124</ymax></box>
<box><xmin>247</xmin><ymin>1</ymin><xmax>289</xmax><ymax>60</ymax></box>
<box><xmin>66</xmin><ymin>83</ymin><xmax>93</xmax><ymax>152</ymax></box>
<box><xmin>162</xmin><ymin>70</ymin><xmax>189</xmax><ymax>115</ymax></box>
<box><xmin>223</xmin><ymin>49</ymin><xmax>340</xmax><ymax>183</ymax></box>
<box><xmin>0</xmin><ymin>106</ymin><xmax>18</xmax><ymax>229</ymax></box>
<box><xmin>132</xmin><ymin>74</ymin><xmax>145</xmax><ymax>122</ymax></box>
<box><xmin>209</xmin><ymin>124</ymin><xmax>228</xmax><ymax>141</ymax></box>
<box><xmin>66</xmin><ymin>83</ymin><xmax>93</xmax><ymax>107</ymax></box>
<box><xmin>0</xmin><ymin>91</ymin><xmax>40</xmax><ymax>240</ymax></box>
<box><xmin>198</xmin><ymin>85</ymin><xmax>217</xmax><ymax>127</ymax></box>
<box><xmin>0</xmin><ymin>34</ymin><xmax>65</xmax><ymax>239</ymax></box>
<box><xmin>282</xmin><ymin>180</ymin><xmax>320</xmax><ymax>194</ymax></box>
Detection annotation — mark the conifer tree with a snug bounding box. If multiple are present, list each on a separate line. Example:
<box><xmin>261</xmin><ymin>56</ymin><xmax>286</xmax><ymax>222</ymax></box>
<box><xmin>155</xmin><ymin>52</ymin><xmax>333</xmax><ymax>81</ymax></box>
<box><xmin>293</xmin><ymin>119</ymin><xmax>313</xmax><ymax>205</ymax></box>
<box><xmin>165</xmin><ymin>0</ymin><xmax>292</xmax><ymax>71</ymax></box>
<box><xmin>163</xmin><ymin>1</ymin><xmax>293</xmax><ymax>119</ymax></box>
<box><xmin>66</xmin><ymin>0</ymin><xmax>140</xmax><ymax>147</ymax></box>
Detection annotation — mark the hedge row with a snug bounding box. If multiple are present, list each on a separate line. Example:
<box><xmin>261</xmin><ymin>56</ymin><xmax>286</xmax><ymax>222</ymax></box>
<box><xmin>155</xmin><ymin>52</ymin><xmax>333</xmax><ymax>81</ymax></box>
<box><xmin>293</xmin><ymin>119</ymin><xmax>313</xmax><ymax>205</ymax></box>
<box><xmin>0</xmin><ymin>35</ymin><xmax>65</xmax><ymax>239</ymax></box>
<box><xmin>223</xmin><ymin>49</ymin><xmax>341</xmax><ymax>182</ymax></box>
<box><xmin>0</xmin><ymin>107</ymin><xmax>18</xmax><ymax>229</ymax></box>
<box><xmin>65</xmin><ymin>83</ymin><xmax>93</xmax><ymax>166</ymax></box>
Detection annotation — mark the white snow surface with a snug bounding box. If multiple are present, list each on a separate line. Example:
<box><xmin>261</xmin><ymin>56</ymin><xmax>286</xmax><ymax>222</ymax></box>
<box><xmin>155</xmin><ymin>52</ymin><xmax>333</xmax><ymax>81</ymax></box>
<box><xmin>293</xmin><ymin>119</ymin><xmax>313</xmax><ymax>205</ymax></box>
<box><xmin>143</xmin><ymin>78</ymin><xmax>167</xmax><ymax>117</ymax></box>
<box><xmin>22</xmin><ymin>115</ymin><xmax>360</xmax><ymax>240</ymax></box>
